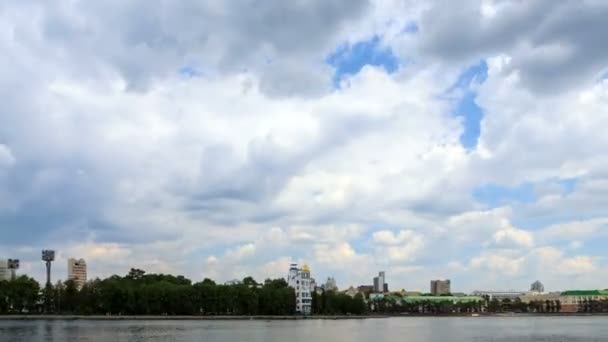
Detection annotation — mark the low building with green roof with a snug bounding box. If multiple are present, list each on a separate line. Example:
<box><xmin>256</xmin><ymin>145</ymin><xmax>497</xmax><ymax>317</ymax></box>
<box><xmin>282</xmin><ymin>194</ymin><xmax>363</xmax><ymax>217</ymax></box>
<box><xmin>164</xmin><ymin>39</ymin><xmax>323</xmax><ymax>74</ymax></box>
<box><xmin>559</xmin><ymin>290</ymin><xmax>608</xmax><ymax>313</ymax></box>
<box><xmin>400</xmin><ymin>296</ymin><xmax>483</xmax><ymax>304</ymax></box>
<box><xmin>369</xmin><ymin>293</ymin><xmax>483</xmax><ymax>304</ymax></box>
<box><xmin>561</xmin><ymin>290</ymin><xmax>608</xmax><ymax>296</ymax></box>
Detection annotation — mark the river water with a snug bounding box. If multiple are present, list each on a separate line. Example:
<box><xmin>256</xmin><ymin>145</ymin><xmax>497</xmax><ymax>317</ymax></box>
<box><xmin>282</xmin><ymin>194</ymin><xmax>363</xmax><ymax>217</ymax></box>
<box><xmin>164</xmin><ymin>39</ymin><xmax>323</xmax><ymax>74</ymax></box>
<box><xmin>1</xmin><ymin>317</ymin><xmax>607</xmax><ymax>341</ymax></box>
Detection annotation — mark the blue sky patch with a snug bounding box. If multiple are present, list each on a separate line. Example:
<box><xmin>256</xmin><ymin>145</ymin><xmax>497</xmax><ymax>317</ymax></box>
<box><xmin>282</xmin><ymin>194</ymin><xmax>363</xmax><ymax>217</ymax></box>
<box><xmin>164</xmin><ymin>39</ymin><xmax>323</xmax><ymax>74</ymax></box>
<box><xmin>179</xmin><ymin>65</ymin><xmax>203</xmax><ymax>78</ymax></box>
<box><xmin>327</xmin><ymin>35</ymin><xmax>399</xmax><ymax>87</ymax></box>
<box><xmin>453</xmin><ymin>61</ymin><xmax>488</xmax><ymax>88</ymax></box>
<box><xmin>579</xmin><ymin>237</ymin><xmax>608</xmax><ymax>255</ymax></box>
<box><xmin>455</xmin><ymin>92</ymin><xmax>483</xmax><ymax>149</ymax></box>
<box><xmin>450</xmin><ymin>61</ymin><xmax>488</xmax><ymax>149</ymax></box>
<box><xmin>402</xmin><ymin>22</ymin><xmax>419</xmax><ymax>34</ymax></box>
<box><xmin>473</xmin><ymin>182</ymin><xmax>536</xmax><ymax>208</ymax></box>
<box><xmin>559</xmin><ymin>178</ymin><xmax>578</xmax><ymax>194</ymax></box>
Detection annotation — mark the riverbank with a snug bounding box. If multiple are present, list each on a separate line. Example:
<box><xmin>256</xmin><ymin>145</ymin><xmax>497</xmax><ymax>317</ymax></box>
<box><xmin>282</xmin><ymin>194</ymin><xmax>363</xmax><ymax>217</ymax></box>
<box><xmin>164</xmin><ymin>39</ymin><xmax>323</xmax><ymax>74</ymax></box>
<box><xmin>0</xmin><ymin>314</ymin><xmax>389</xmax><ymax>321</ymax></box>
<box><xmin>397</xmin><ymin>312</ymin><xmax>608</xmax><ymax>317</ymax></box>
<box><xmin>2</xmin><ymin>313</ymin><xmax>608</xmax><ymax>320</ymax></box>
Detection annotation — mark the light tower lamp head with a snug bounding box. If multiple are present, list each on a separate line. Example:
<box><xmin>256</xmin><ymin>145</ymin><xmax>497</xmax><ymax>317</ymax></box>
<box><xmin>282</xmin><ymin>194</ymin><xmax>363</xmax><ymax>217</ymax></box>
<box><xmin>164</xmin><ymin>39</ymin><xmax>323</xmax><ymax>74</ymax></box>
<box><xmin>42</xmin><ymin>250</ymin><xmax>55</xmax><ymax>262</ymax></box>
<box><xmin>7</xmin><ymin>259</ymin><xmax>19</xmax><ymax>281</ymax></box>
<box><xmin>7</xmin><ymin>259</ymin><xmax>19</xmax><ymax>270</ymax></box>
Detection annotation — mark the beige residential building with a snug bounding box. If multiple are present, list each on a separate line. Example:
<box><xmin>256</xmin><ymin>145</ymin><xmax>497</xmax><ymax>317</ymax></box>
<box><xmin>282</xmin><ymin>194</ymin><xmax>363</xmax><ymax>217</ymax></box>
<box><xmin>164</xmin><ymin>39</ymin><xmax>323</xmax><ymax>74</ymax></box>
<box><xmin>0</xmin><ymin>260</ymin><xmax>9</xmax><ymax>281</ymax></box>
<box><xmin>67</xmin><ymin>258</ymin><xmax>87</xmax><ymax>289</ymax></box>
<box><xmin>344</xmin><ymin>286</ymin><xmax>359</xmax><ymax>298</ymax></box>
<box><xmin>519</xmin><ymin>292</ymin><xmax>560</xmax><ymax>304</ymax></box>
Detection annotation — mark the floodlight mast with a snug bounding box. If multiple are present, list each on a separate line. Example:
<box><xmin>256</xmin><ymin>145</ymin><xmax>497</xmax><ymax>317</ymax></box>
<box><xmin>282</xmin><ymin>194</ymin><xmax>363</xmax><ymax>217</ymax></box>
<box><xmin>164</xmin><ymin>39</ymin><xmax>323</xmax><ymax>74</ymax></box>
<box><xmin>7</xmin><ymin>259</ymin><xmax>19</xmax><ymax>281</ymax></box>
<box><xmin>41</xmin><ymin>250</ymin><xmax>55</xmax><ymax>286</ymax></box>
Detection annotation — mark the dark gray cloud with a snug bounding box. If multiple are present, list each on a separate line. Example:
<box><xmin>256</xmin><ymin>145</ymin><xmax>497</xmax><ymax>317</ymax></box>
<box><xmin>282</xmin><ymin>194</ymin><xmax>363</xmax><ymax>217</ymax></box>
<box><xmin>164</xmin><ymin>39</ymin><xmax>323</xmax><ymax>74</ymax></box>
<box><xmin>0</xmin><ymin>0</ymin><xmax>372</xmax><ymax>248</ymax></box>
<box><xmin>23</xmin><ymin>0</ymin><xmax>370</xmax><ymax>94</ymax></box>
<box><xmin>418</xmin><ymin>0</ymin><xmax>549</xmax><ymax>60</ymax></box>
<box><xmin>0</xmin><ymin>160</ymin><xmax>114</xmax><ymax>244</ymax></box>
<box><xmin>417</xmin><ymin>0</ymin><xmax>608</xmax><ymax>92</ymax></box>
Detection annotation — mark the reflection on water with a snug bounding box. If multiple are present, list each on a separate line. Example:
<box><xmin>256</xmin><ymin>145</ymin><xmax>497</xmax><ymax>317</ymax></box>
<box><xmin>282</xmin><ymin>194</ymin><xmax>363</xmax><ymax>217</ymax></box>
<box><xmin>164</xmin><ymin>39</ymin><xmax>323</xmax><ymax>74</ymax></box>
<box><xmin>0</xmin><ymin>317</ymin><xmax>607</xmax><ymax>342</ymax></box>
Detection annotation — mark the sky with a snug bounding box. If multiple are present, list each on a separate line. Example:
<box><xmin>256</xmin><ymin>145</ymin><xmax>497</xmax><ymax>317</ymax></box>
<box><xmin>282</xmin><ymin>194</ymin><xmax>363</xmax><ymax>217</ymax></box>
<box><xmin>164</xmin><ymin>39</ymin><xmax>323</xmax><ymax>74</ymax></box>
<box><xmin>1</xmin><ymin>0</ymin><xmax>608</xmax><ymax>293</ymax></box>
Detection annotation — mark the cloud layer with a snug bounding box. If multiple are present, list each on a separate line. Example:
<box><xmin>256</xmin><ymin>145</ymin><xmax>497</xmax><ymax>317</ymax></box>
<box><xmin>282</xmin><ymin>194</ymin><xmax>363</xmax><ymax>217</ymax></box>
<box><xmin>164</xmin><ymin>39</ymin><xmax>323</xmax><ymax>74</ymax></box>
<box><xmin>1</xmin><ymin>0</ymin><xmax>607</xmax><ymax>292</ymax></box>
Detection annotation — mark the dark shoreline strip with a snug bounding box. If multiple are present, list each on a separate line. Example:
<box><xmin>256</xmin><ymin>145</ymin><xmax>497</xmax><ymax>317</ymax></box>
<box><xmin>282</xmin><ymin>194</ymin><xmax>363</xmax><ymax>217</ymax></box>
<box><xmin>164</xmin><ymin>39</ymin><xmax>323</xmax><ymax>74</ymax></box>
<box><xmin>1</xmin><ymin>313</ymin><xmax>608</xmax><ymax>321</ymax></box>
<box><xmin>0</xmin><ymin>315</ymin><xmax>386</xmax><ymax>321</ymax></box>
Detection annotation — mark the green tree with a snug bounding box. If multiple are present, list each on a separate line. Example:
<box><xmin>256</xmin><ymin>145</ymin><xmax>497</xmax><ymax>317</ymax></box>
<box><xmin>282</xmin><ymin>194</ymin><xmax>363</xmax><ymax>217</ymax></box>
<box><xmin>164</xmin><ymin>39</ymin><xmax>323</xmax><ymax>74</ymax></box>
<box><xmin>62</xmin><ymin>280</ymin><xmax>79</xmax><ymax>313</ymax></box>
<box><xmin>126</xmin><ymin>268</ymin><xmax>146</xmax><ymax>280</ymax></box>
<box><xmin>4</xmin><ymin>276</ymin><xmax>41</xmax><ymax>314</ymax></box>
<box><xmin>0</xmin><ymin>271</ymin><xmax>303</xmax><ymax>317</ymax></box>
<box><xmin>242</xmin><ymin>277</ymin><xmax>257</xmax><ymax>287</ymax></box>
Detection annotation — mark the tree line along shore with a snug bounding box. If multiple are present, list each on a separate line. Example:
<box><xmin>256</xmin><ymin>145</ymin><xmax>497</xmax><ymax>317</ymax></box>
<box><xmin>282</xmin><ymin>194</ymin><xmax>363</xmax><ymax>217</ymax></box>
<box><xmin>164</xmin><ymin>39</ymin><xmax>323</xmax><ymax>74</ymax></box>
<box><xmin>2</xmin><ymin>269</ymin><xmax>608</xmax><ymax>316</ymax></box>
<box><xmin>0</xmin><ymin>269</ymin><xmax>365</xmax><ymax>316</ymax></box>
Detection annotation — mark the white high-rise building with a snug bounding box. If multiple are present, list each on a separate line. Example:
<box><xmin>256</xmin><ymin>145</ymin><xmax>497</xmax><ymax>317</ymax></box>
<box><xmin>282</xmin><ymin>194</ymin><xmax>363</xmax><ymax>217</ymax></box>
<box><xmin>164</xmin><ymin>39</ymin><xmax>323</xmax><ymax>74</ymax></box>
<box><xmin>373</xmin><ymin>271</ymin><xmax>386</xmax><ymax>293</ymax></box>
<box><xmin>287</xmin><ymin>263</ymin><xmax>313</xmax><ymax>315</ymax></box>
<box><xmin>67</xmin><ymin>258</ymin><xmax>87</xmax><ymax>289</ymax></box>
<box><xmin>0</xmin><ymin>260</ymin><xmax>9</xmax><ymax>281</ymax></box>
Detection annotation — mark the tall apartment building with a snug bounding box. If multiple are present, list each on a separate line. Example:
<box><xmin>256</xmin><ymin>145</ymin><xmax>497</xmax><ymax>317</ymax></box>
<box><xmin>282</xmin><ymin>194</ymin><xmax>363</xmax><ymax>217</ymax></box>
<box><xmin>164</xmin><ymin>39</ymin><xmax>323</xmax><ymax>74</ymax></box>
<box><xmin>0</xmin><ymin>260</ymin><xmax>9</xmax><ymax>281</ymax></box>
<box><xmin>430</xmin><ymin>279</ymin><xmax>451</xmax><ymax>295</ymax></box>
<box><xmin>373</xmin><ymin>271</ymin><xmax>386</xmax><ymax>293</ymax></box>
<box><xmin>287</xmin><ymin>263</ymin><xmax>313</xmax><ymax>315</ymax></box>
<box><xmin>67</xmin><ymin>258</ymin><xmax>87</xmax><ymax>289</ymax></box>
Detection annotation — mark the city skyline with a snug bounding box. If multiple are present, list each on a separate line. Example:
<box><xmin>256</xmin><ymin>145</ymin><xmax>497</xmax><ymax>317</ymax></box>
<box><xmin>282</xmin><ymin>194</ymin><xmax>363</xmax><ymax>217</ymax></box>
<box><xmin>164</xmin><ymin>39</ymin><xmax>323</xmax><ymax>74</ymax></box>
<box><xmin>1</xmin><ymin>1</ymin><xmax>608</xmax><ymax>292</ymax></box>
<box><xmin>1</xmin><ymin>252</ymin><xmax>599</xmax><ymax>295</ymax></box>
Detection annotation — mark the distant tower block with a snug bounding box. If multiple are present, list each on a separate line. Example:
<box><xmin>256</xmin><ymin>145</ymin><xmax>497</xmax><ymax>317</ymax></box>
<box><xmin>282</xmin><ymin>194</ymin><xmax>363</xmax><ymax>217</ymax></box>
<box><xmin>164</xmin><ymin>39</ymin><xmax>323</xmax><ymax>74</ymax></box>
<box><xmin>67</xmin><ymin>258</ymin><xmax>87</xmax><ymax>289</ymax></box>
<box><xmin>41</xmin><ymin>250</ymin><xmax>55</xmax><ymax>286</ymax></box>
